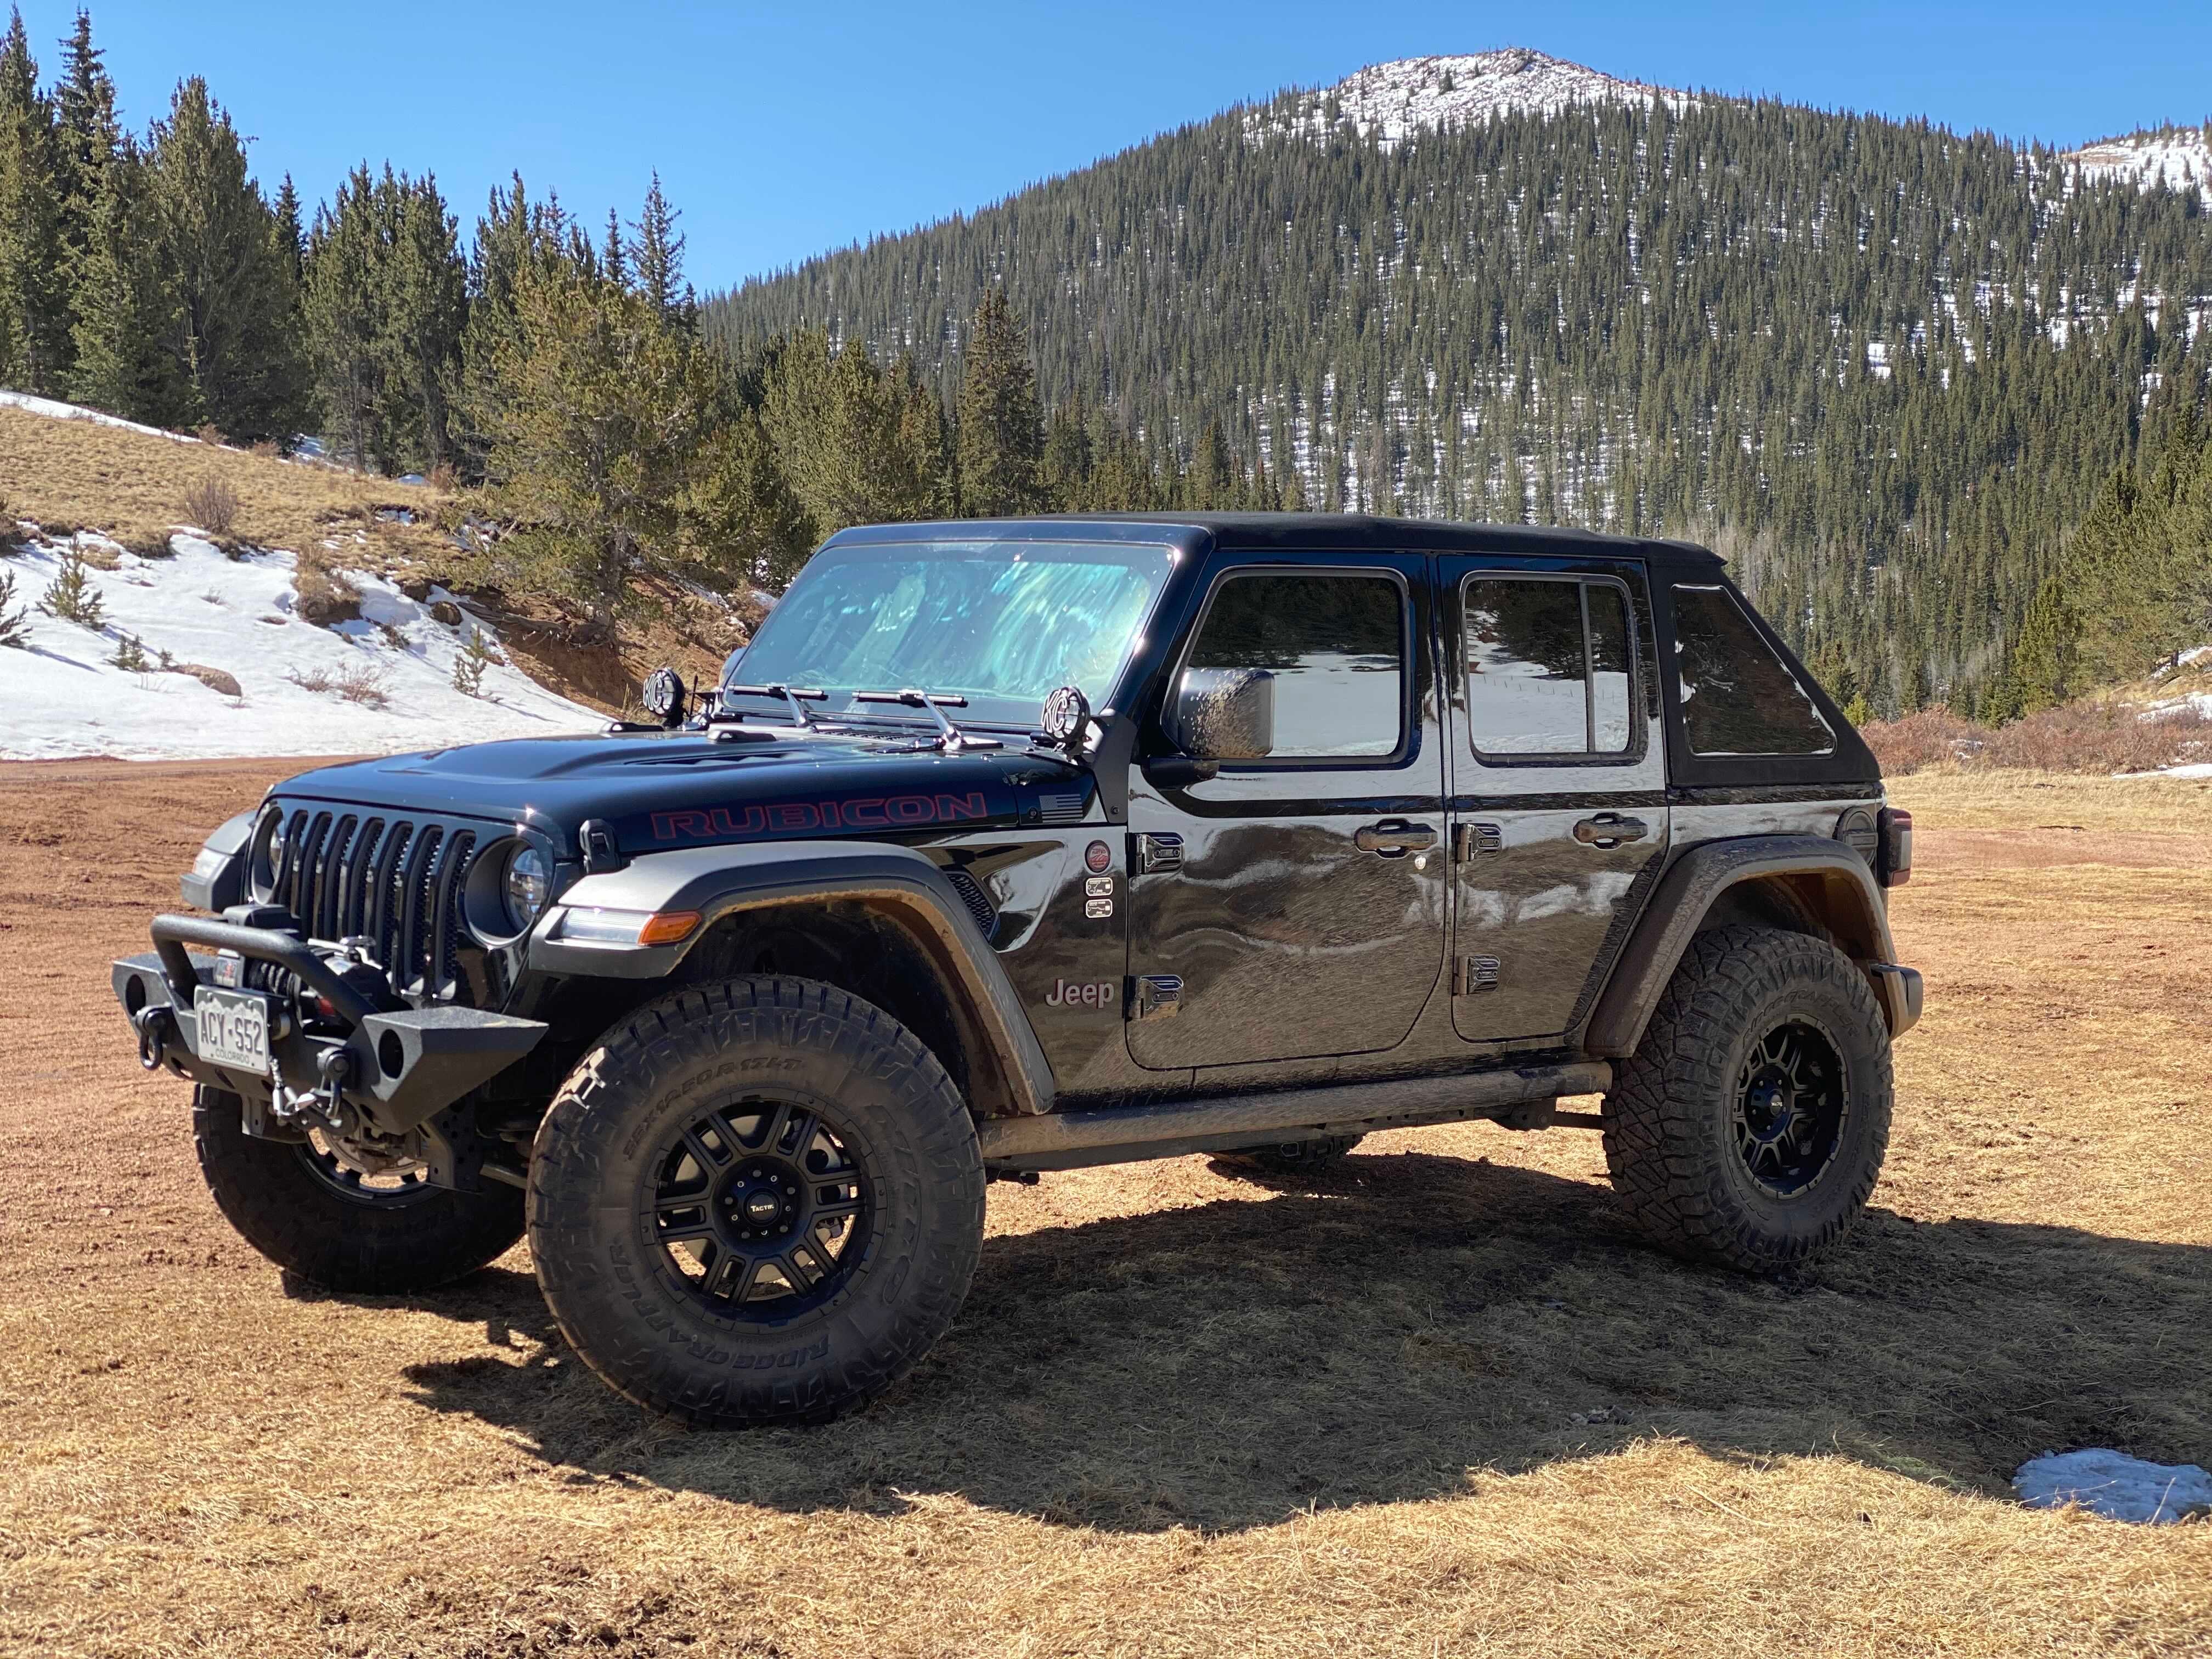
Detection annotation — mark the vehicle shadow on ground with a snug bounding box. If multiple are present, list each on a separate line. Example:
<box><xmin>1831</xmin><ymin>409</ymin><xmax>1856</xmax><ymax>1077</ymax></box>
<box><xmin>400</xmin><ymin>1152</ymin><xmax>2211</xmax><ymax>1534</ymax></box>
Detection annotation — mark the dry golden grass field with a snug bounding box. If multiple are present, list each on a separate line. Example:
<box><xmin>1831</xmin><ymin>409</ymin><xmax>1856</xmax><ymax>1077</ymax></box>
<box><xmin>1</xmin><ymin>404</ymin><xmax>746</xmax><ymax>715</ymax></box>
<box><xmin>2</xmin><ymin>761</ymin><xmax>2208</xmax><ymax>1657</ymax></box>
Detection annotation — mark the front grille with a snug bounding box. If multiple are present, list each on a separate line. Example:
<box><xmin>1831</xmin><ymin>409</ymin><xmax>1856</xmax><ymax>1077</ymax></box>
<box><xmin>274</xmin><ymin>806</ymin><xmax>483</xmax><ymax>1001</ymax></box>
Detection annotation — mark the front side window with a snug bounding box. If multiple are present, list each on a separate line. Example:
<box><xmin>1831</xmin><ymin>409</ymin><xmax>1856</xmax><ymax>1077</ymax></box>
<box><xmin>723</xmin><ymin>539</ymin><xmax>1174</xmax><ymax>730</ymax></box>
<box><xmin>1463</xmin><ymin>575</ymin><xmax>1637</xmax><ymax>758</ymax></box>
<box><xmin>1672</xmin><ymin>584</ymin><xmax>1836</xmax><ymax>757</ymax></box>
<box><xmin>1181</xmin><ymin>572</ymin><xmax>1405</xmax><ymax>759</ymax></box>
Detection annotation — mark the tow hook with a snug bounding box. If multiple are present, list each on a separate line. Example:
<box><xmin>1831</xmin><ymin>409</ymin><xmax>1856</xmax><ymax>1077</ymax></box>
<box><xmin>314</xmin><ymin>1047</ymin><xmax>354</xmax><ymax>1122</ymax></box>
<box><xmin>134</xmin><ymin>1005</ymin><xmax>177</xmax><ymax>1072</ymax></box>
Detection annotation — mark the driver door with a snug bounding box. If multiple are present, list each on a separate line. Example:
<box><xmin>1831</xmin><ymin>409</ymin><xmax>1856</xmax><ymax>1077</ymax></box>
<box><xmin>1122</xmin><ymin>556</ymin><xmax>1448</xmax><ymax>1071</ymax></box>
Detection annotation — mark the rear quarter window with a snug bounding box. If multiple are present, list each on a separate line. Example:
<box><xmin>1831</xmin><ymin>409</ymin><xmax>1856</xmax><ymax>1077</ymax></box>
<box><xmin>1672</xmin><ymin>584</ymin><xmax>1835</xmax><ymax>757</ymax></box>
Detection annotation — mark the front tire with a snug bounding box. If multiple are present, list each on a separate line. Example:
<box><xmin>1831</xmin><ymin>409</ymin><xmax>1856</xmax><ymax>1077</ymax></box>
<box><xmin>527</xmin><ymin>977</ymin><xmax>984</xmax><ymax>1429</ymax></box>
<box><xmin>1602</xmin><ymin>926</ymin><xmax>1892</xmax><ymax>1272</ymax></box>
<box><xmin>192</xmin><ymin>1086</ymin><xmax>525</xmax><ymax>1293</ymax></box>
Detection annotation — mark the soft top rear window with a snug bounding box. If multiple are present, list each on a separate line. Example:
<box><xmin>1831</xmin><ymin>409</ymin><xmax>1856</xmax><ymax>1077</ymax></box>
<box><xmin>1672</xmin><ymin>585</ymin><xmax>1835</xmax><ymax>758</ymax></box>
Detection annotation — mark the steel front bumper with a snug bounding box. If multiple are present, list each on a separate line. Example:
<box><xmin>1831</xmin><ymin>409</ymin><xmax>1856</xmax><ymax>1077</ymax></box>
<box><xmin>114</xmin><ymin>913</ymin><xmax>546</xmax><ymax>1137</ymax></box>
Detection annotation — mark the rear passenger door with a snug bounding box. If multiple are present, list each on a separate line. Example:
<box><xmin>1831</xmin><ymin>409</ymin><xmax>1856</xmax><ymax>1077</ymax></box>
<box><xmin>1440</xmin><ymin>557</ymin><xmax>1669</xmax><ymax>1043</ymax></box>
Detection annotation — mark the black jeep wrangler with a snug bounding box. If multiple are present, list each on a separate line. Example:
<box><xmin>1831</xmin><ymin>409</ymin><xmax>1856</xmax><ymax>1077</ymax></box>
<box><xmin>116</xmin><ymin>515</ymin><xmax>1919</xmax><ymax>1427</ymax></box>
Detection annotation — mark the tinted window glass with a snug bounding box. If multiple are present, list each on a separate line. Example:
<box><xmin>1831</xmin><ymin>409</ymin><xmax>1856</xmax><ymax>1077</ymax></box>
<box><xmin>1672</xmin><ymin>584</ymin><xmax>1835</xmax><ymax>757</ymax></box>
<box><xmin>1464</xmin><ymin>577</ymin><xmax>1636</xmax><ymax>757</ymax></box>
<box><xmin>1184</xmin><ymin>573</ymin><xmax>1403</xmax><ymax>758</ymax></box>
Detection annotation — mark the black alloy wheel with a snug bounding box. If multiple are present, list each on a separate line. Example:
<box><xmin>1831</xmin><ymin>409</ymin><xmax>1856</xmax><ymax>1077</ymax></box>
<box><xmin>649</xmin><ymin>1094</ymin><xmax>872</xmax><ymax>1317</ymax></box>
<box><xmin>1601</xmin><ymin>926</ymin><xmax>1893</xmax><ymax>1272</ymax></box>
<box><xmin>294</xmin><ymin>1127</ymin><xmax>439</xmax><ymax>1206</ymax></box>
<box><xmin>1731</xmin><ymin>1020</ymin><xmax>1848</xmax><ymax>1197</ymax></box>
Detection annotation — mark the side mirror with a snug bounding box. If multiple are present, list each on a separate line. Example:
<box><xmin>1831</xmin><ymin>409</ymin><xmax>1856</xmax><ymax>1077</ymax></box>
<box><xmin>1171</xmin><ymin>667</ymin><xmax>1274</xmax><ymax>760</ymax></box>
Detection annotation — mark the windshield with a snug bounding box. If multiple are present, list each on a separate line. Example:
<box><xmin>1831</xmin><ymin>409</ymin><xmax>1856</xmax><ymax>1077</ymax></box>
<box><xmin>721</xmin><ymin>539</ymin><xmax>1177</xmax><ymax>729</ymax></box>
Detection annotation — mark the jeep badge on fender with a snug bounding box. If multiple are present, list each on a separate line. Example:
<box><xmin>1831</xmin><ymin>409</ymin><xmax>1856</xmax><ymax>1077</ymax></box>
<box><xmin>115</xmin><ymin>512</ymin><xmax>1918</xmax><ymax>1430</ymax></box>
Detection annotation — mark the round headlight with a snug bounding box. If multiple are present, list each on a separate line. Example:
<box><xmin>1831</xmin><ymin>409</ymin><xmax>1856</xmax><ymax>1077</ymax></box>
<box><xmin>255</xmin><ymin>808</ymin><xmax>290</xmax><ymax>898</ymax></box>
<box><xmin>504</xmin><ymin>844</ymin><xmax>551</xmax><ymax>933</ymax></box>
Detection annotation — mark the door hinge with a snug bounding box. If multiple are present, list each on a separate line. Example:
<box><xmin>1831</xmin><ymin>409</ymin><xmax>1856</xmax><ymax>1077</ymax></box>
<box><xmin>1453</xmin><ymin>821</ymin><xmax>1503</xmax><ymax>861</ymax></box>
<box><xmin>1131</xmin><ymin>831</ymin><xmax>1184</xmax><ymax>874</ymax></box>
<box><xmin>1127</xmin><ymin>974</ymin><xmax>1183</xmax><ymax>1020</ymax></box>
<box><xmin>1452</xmin><ymin>955</ymin><xmax>1501</xmax><ymax>995</ymax></box>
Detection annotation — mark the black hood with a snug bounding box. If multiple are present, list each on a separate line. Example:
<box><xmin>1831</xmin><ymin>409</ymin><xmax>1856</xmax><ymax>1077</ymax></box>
<box><xmin>267</xmin><ymin>728</ymin><xmax>1095</xmax><ymax>860</ymax></box>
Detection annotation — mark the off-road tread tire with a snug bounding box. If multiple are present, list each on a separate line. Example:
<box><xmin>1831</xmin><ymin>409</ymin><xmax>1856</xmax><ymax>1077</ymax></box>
<box><xmin>192</xmin><ymin>1086</ymin><xmax>524</xmax><ymax>1293</ymax></box>
<box><xmin>1218</xmin><ymin>1133</ymin><xmax>1366</xmax><ymax>1175</ymax></box>
<box><xmin>1602</xmin><ymin>926</ymin><xmax>1892</xmax><ymax>1273</ymax></box>
<box><xmin>528</xmin><ymin>977</ymin><xmax>984</xmax><ymax>1430</ymax></box>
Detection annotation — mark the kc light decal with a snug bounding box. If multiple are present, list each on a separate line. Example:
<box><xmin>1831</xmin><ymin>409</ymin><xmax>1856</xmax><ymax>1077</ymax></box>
<box><xmin>650</xmin><ymin>792</ymin><xmax>992</xmax><ymax>842</ymax></box>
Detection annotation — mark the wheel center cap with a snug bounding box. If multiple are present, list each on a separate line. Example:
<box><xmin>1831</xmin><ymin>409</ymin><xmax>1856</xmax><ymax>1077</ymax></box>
<box><xmin>742</xmin><ymin>1190</ymin><xmax>782</xmax><ymax>1225</ymax></box>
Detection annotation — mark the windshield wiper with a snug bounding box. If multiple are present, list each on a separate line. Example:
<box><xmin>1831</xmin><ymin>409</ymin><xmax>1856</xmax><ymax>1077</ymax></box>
<box><xmin>719</xmin><ymin>682</ymin><xmax>833</xmax><ymax>731</ymax></box>
<box><xmin>851</xmin><ymin>689</ymin><xmax>1002</xmax><ymax>752</ymax></box>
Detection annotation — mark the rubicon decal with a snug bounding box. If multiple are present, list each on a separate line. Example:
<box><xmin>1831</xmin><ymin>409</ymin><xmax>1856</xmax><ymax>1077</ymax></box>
<box><xmin>650</xmin><ymin>792</ymin><xmax>991</xmax><ymax>842</ymax></box>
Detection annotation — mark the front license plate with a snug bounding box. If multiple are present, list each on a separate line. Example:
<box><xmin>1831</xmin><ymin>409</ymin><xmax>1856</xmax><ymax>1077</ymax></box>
<box><xmin>195</xmin><ymin>986</ymin><xmax>273</xmax><ymax>1074</ymax></box>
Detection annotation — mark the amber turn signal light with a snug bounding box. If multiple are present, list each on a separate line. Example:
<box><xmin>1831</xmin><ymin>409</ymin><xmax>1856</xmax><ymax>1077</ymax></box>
<box><xmin>637</xmin><ymin>910</ymin><xmax>702</xmax><ymax>946</ymax></box>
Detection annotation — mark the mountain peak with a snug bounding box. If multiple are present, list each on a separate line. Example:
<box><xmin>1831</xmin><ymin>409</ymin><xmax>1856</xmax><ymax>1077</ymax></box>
<box><xmin>1254</xmin><ymin>49</ymin><xmax>1688</xmax><ymax>148</ymax></box>
<box><xmin>2062</xmin><ymin>126</ymin><xmax>2212</xmax><ymax>203</ymax></box>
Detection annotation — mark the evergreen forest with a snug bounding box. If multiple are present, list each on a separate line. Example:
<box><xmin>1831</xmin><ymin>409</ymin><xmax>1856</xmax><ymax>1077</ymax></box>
<box><xmin>3</xmin><ymin>4</ymin><xmax>2209</xmax><ymax>715</ymax></box>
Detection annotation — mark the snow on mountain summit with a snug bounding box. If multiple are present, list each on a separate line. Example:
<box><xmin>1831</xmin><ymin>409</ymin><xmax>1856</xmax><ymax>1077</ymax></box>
<box><xmin>2062</xmin><ymin>126</ymin><xmax>2212</xmax><ymax>204</ymax></box>
<box><xmin>1254</xmin><ymin>49</ymin><xmax>1688</xmax><ymax>148</ymax></box>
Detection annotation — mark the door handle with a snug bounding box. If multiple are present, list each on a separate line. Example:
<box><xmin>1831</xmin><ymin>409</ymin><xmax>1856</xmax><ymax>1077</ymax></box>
<box><xmin>1353</xmin><ymin>820</ymin><xmax>1437</xmax><ymax>856</ymax></box>
<box><xmin>1573</xmin><ymin>814</ymin><xmax>1649</xmax><ymax>848</ymax></box>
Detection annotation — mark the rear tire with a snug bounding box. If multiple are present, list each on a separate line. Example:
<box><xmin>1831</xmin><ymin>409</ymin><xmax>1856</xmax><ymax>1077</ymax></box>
<box><xmin>1216</xmin><ymin>1133</ymin><xmax>1365</xmax><ymax>1176</ymax></box>
<box><xmin>527</xmin><ymin>977</ymin><xmax>984</xmax><ymax>1429</ymax></box>
<box><xmin>1602</xmin><ymin>926</ymin><xmax>1892</xmax><ymax>1272</ymax></box>
<box><xmin>192</xmin><ymin>1086</ymin><xmax>525</xmax><ymax>1293</ymax></box>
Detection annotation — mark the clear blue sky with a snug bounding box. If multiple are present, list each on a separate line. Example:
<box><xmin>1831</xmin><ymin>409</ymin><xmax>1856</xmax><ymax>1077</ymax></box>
<box><xmin>14</xmin><ymin>1</ymin><xmax>2211</xmax><ymax>293</ymax></box>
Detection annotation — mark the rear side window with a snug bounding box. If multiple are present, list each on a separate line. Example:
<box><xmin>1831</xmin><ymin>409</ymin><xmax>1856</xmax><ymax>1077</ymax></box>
<box><xmin>1672</xmin><ymin>584</ymin><xmax>1835</xmax><ymax>757</ymax></box>
<box><xmin>1463</xmin><ymin>575</ymin><xmax>1636</xmax><ymax>758</ymax></box>
<box><xmin>1183</xmin><ymin>572</ymin><xmax>1405</xmax><ymax>758</ymax></box>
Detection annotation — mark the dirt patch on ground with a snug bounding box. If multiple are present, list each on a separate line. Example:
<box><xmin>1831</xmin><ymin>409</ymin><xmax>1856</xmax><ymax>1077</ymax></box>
<box><xmin>1</xmin><ymin>765</ymin><xmax>2206</xmax><ymax>1657</ymax></box>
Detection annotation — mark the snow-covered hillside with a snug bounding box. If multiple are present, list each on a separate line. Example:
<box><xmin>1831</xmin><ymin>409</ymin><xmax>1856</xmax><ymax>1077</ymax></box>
<box><xmin>2063</xmin><ymin>127</ymin><xmax>2212</xmax><ymax>205</ymax></box>
<box><xmin>1</xmin><ymin>529</ymin><xmax>600</xmax><ymax>761</ymax></box>
<box><xmin>1252</xmin><ymin>48</ymin><xmax>1688</xmax><ymax>148</ymax></box>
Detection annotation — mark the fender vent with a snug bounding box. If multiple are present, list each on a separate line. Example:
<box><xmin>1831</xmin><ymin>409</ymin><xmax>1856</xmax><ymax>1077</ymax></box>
<box><xmin>942</xmin><ymin>868</ymin><xmax>997</xmax><ymax>941</ymax></box>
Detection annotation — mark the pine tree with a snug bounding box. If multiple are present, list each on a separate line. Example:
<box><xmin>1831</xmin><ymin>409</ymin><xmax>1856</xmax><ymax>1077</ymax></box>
<box><xmin>0</xmin><ymin>6</ymin><xmax>70</xmax><ymax>392</ymax></box>
<box><xmin>273</xmin><ymin>173</ymin><xmax>303</xmax><ymax>289</ymax></box>
<box><xmin>955</xmin><ymin>286</ymin><xmax>1044</xmax><ymax>515</ymax></box>
<box><xmin>50</xmin><ymin>8</ymin><xmax>115</xmax><ymax>264</ymax></box>
<box><xmin>631</xmin><ymin>172</ymin><xmax>692</xmax><ymax>329</ymax></box>
<box><xmin>304</xmin><ymin>164</ymin><xmax>465</xmax><ymax>470</ymax></box>
<box><xmin>68</xmin><ymin>137</ymin><xmax>184</xmax><ymax>421</ymax></box>
<box><xmin>144</xmin><ymin>77</ymin><xmax>310</xmax><ymax>440</ymax></box>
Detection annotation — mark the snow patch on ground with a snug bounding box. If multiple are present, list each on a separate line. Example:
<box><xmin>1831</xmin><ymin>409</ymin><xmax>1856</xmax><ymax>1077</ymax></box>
<box><xmin>2</xmin><ymin>529</ymin><xmax>600</xmax><ymax>761</ymax></box>
<box><xmin>0</xmin><ymin>387</ymin><xmax>202</xmax><ymax>444</ymax></box>
<box><xmin>1250</xmin><ymin>49</ymin><xmax>1689</xmax><ymax>150</ymax></box>
<box><xmin>2063</xmin><ymin>129</ymin><xmax>2212</xmax><ymax>205</ymax></box>
<box><xmin>2015</xmin><ymin>1451</ymin><xmax>2212</xmax><ymax>1524</ymax></box>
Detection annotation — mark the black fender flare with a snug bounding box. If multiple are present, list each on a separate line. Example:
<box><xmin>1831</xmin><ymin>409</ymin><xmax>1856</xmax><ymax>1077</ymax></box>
<box><xmin>1583</xmin><ymin>835</ymin><xmax>1914</xmax><ymax>1057</ymax></box>
<box><xmin>527</xmin><ymin>840</ymin><xmax>1058</xmax><ymax>1115</ymax></box>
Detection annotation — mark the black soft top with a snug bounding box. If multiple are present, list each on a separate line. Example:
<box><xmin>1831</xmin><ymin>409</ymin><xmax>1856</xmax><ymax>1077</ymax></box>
<box><xmin>831</xmin><ymin>512</ymin><xmax>1726</xmax><ymax>572</ymax></box>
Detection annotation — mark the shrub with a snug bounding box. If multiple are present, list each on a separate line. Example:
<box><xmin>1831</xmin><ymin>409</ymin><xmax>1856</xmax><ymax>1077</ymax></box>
<box><xmin>37</xmin><ymin>550</ymin><xmax>105</xmax><ymax>629</ymax></box>
<box><xmin>288</xmin><ymin>660</ymin><xmax>390</xmax><ymax>708</ymax></box>
<box><xmin>0</xmin><ymin>568</ymin><xmax>29</xmax><ymax>647</ymax></box>
<box><xmin>181</xmin><ymin>476</ymin><xmax>241</xmax><ymax>538</ymax></box>
<box><xmin>291</xmin><ymin>551</ymin><xmax>362</xmax><ymax>627</ymax></box>
<box><xmin>110</xmin><ymin>630</ymin><xmax>150</xmax><ymax>672</ymax></box>
<box><xmin>1861</xmin><ymin>701</ymin><xmax>2212</xmax><ymax>776</ymax></box>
